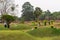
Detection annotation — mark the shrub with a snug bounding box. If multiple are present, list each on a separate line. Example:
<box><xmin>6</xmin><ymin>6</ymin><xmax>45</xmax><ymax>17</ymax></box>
<box><xmin>1</xmin><ymin>15</ymin><xmax>15</xmax><ymax>28</ymax></box>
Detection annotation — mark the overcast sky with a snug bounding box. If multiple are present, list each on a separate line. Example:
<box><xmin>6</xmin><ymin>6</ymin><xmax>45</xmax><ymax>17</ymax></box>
<box><xmin>15</xmin><ymin>0</ymin><xmax>60</xmax><ymax>17</ymax></box>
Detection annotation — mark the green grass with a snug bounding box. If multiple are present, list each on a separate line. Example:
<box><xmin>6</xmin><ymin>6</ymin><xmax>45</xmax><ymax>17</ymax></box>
<box><xmin>0</xmin><ymin>23</ymin><xmax>60</xmax><ymax>40</ymax></box>
<box><xmin>0</xmin><ymin>24</ymin><xmax>35</xmax><ymax>40</ymax></box>
<box><xmin>0</xmin><ymin>23</ymin><xmax>33</xmax><ymax>30</ymax></box>
<box><xmin>0</xmin><ymin>24</ymin><xmax>9</xmax><ymax>30</ymax></box>
<box><xmin>27</xmin><ymin>28</ymin><xmax>60</xmax><ymax>37</ymax></box>
<box><xmin>0</xmin><ymin>30</ymin><xmax>35</xmax><ymax>40</ymax></box>
<box><xmin>0</xmin><ymin>30</ymin><xmax>60</xmax><ymax>40</ymax></box>
<box><xmin>27</xmin><ymin>28</ymin><xmax>60</xmax><ymax>40</ymax></box>
<box><xmin>36</xmin><ymin>36</ymin><xmax>60</xmax><ymax>40</ymax></box>
<box><xmin>10</xmin><ymin>24</ymin><xmax>32</xmax><ymax>30</ymax></box>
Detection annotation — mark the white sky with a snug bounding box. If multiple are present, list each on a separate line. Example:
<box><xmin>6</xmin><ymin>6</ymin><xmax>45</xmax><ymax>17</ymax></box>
<box><xmin>15</xmin><ymin>0</ymin><xmax>60</xmax><ymax>17</ymax></box>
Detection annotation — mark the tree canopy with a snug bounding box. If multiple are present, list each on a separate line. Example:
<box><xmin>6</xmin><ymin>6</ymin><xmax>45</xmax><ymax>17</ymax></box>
<box><xmin>34</xmin><ymin>7</ymin><xmax>42</xmax><ymax>21</ymax></box>
<box><xmin>21</xmin><ymin>2</ymin><xmax>34</xmax><ymax>21</ymax></box>
<box><xmin>2</xmin><ymin>15</ymin><xmax>15</xmax><ymax>24</ymax></box>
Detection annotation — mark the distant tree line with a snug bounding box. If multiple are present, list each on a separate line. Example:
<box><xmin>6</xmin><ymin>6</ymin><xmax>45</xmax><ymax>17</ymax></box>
<box><xmin>19</xmin><ymin>2</ymin><xmax>60</xmax><ymax>21</ymax></box>
<box><xmin>1</xmin><ymin>1</ymin><xmax>60</xmax><ymax>28</ymax></box>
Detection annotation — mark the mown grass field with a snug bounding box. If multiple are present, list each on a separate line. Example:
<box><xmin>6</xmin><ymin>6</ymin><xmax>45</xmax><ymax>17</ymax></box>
<box><xmin>0</xmin><ymin>21</ymin><xmax>60</xmax><ymax>40</ymax></box>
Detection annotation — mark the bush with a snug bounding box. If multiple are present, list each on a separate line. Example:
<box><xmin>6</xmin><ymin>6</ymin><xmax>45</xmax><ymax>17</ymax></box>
<box><xmin>2</xmin><ymin>15</ymin><xmax>15</xmax><ymax>23</ymax></box>
<box><xmin>1</xmin><ymin>15</ymin><xmax>15</xmax><ymax>28</ymax></box>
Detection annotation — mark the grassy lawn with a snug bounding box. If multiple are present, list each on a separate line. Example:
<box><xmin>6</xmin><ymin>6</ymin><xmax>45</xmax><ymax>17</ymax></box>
<box><xmin>27</xmin><ymin>28</ymin><xmax>60</xmax><ymax>37</ymax></box>
<box><xmin>0</xmin><ymin>23</ymin><xmax>33</xmax><ymax>30</ymax></box>
<box><xmin>27</xmin><ymin>28</ymin><xmax>60</xmax><ymax>40</ymax></box>
<box><xmin>0</xmin><ymin>30</ymin><xmax>35</xmax><ymax>40</ymax></box>
<box><xmin>0</xmin><ymin>30</ymin><xmax>60</xmax><ymax>40</ymax></box>
<box><xmin>36</xmin><ymin>36</ymin><xmax>60</xmax><ymax>40</ymax></box>
<box><xmin>0</xmin><ymin>23</ymin><xmax>60</xmax><ymax>40</ymax></box>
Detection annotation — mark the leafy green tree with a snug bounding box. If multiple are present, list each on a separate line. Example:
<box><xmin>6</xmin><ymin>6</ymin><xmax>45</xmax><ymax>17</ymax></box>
<box><xmin>34</xmin><ymin>7</ymin><xmax>42</xmax><ymax>21</ymax></box>
<box><xmin>44</xmin><ymin>10</ymin><xmax>52</xmax><ymax>25</ymax></box>
<box><xmin>52</xmin><ymin>12</ymin><xmax>60</xmax><ymax>20</ymax></box>
<box><xmin>1</xmin><ymin>15</ymin><xmax>15</xmax><ymax>28</ymax></box>
<box><xmin>21</xmin><ymin>2</ymin><xmax>34</xmax><ymax>21</ymax></box>
<box><xmin>39</xmin><ymin>14</ymin><xmax>45</xmax><ymax>20</ymax></box>
<box><xmin>34</xmin><ymin>7</ymin><xmax>42</xmax><ymax>27</ymax></box>
<box><xmin>44</xmin><ymin>10</ymin><xmax>51</xmax><ymax>20</ymax></box>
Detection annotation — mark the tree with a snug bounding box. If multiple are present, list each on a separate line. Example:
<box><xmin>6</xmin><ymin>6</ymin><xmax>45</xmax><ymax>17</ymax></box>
<box><xmin>21</xmin><ymin>2</ymin><xmax>34</xmax><ymax>21</ymax></box>
<box><xmin>1</xmin><ymin>15</ymin><xmax>15</xmax><ymax>28</ymax></box>
<box><xmin>39</xmin><ymin>14</ymin><xmax>45</xmax><ymax>20</ymax></box>
<box><xmin>44</xmin><ymin>10</ymin><xmax>51</xmax><ymax>20</ymax></box>
<box><xmin>52</xmin><ymin>12</ymin><xmax>60</xmax><ymax>20</ymax></box>
<box><xmin>34</xmin><ymin>7</ymin><xmax>42</xmax><ymax>27</ymax></box>
<box><xmin>0</xmin><ymin>0</ymin><xmax>15</xmax><ymax>15</ymax></box>
<box><xmin>34</xmin><ymin>7</ymin><xmax>42</xmax><ymax>21</ymax></box>
<box><xmin>44</xmin><ymin>10</ymin><xmax>52</xmax><ymax>25</ymax></box>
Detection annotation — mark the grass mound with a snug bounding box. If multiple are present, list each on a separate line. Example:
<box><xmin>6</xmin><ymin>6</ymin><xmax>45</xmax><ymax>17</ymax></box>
<box><xmin>10</xmin><ymin>24</ymin><xmax>32</xmax><ymax>30</ymax></box>
<box><xmin>0</xmin><ymin>30</ymin><xmax>35</xmax><ymax>40</ymax></box>
<box><xmin>27</xmin><ymin>28</ymin><xmax>60</xmax><ymax>37</ymax></box>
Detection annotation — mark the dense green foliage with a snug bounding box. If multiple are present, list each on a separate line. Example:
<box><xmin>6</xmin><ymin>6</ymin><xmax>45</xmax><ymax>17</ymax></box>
<box><xmin>52</xmin><ymin>11</ymin><xmax>60</xmax><ymax>20</ymax></box>
<box><xmin>21</xmin><ymin>2</ymin><xmax>34</xmax><ymax>21</ymax></box>
<box><xmin>44</xmin><ymin>10</ymin><xmax>51</xmax><ymax>20</ymax></box>
<box><xmin>2</xmin><ymin>15</ymin><xmax>15</xmax><ymax>24</ymax></box>
<box><xmin>34</xmin><ymin>7</ymin><xmax>42</xmax><ymax>21</ymax></box>
<box><xmin>1</xmin><ymin>15</ymin><xmax>15</xmax><ymax>28</ymax></box>
<box><xmin>20</xmin><ymin>3</ymin><xmax>60</xmax><ymax>21</ymax></box>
